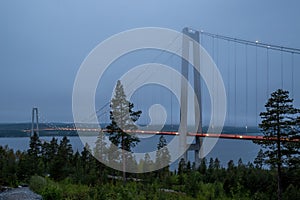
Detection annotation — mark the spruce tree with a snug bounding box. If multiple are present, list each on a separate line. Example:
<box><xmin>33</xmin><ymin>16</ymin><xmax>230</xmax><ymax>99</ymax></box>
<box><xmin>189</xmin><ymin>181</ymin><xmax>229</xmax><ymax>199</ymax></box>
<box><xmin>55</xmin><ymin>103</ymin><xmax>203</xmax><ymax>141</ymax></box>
<box><xmin>94</xmin><ymin>131</ymin><xmax>108</xmax><ymax>182</ymax></box>
<box><xmin>27</xmin><ymin>132</ymin><xmax>42</xmax><ymax>176</ymax></box>
<box><xmin>255</xmin><ymin>89</ymin><xmax>300</xmax><ymax>200</ymax></box>
<box><xmin>27</xmin><ymin>132</ymin><xmax>41</xmax><ymax>158</ymax></box>
<box><xmin>81</xmin><ymin>143</ymin><xmax>97</xmax><ymax>184</ymax></box>
<box><xmin>155</xmin><ymin>135</ymin><xmax>171</xmax><ymax>177</ymax></box>
<box><xmin>143</xmin><ymin>153</ymin><xmax>154</xmax><ymax>172</ymax></box>
<box><xmin>254</xmin><ymin>149</ymin><xmax>264</xmax><ymax>169</ymax></box>
<box><xmin>199</xmin><ymin>157</ymin><xmax>207</xmax><ymax>174</ymax></box>
<box><xmin>106</xmin><ymin>80</ymin><xmax>142</xmax><ymax>184</ymax></box>
<box><xmin>178</xmin><ymin>158</ymin><xmax>186</xmax><ymax>175</ymax></box>
<box><xmin>214</xmin><ymin>158</ymin><xmax>221</xmax><ymax>170</ymax></box>
<box><xmin>94</xmin><ymin>131</ymin><xmax>108</xmax><ymax>162</ymax></box>
<box><xmin>50</xmin><ymin>136</ymin><xmax>73</xmax><ymax>180</ymax></box>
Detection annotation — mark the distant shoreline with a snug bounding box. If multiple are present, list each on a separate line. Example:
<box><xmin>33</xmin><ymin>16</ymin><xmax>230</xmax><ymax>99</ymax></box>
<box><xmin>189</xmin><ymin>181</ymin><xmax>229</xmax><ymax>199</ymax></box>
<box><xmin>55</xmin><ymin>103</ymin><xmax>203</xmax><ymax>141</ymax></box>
<box><xmin>0</xmin><ymin>123</ymin><xmax>261</xmax><ymax>137</ymax></box>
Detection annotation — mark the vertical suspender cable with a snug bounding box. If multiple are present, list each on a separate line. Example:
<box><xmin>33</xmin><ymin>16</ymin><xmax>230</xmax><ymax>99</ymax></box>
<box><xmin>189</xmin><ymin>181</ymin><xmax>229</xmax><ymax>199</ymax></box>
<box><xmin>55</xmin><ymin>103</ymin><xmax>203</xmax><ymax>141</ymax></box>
<box><xmin>216</xmin><ymin>37</ymin><xmax>219</xmax><ymax>129</ymax></box>
<box><xmin>255</xmin><ymin>43</ymin><xmax>258</xmax><ymax>125</ymax></box>
<box><xmin>212</xmin><ymin>35</ymin><xmax>215</xmax><ymax>61</ymax></box>
<box><xmin>245</xmin><ymin>44</ymin><xmax>248</xmax><ymax>132</ymax></box>
<box><xmin>200</xmin><ymin>31</ymin><xmax>203</xmax><ymax>128</ymax></box>
<box><xmin>170</xmin><ymin>54</ymin><xmax>173</xmax><ymax>130</ymax></box>
<box><xmin>227</xmin><ymin>40</ymin><xmax>230</xmax><ymax>125</ymax></box>
<box><xmin>234</xmin><ymin>41</ymin><xmax>237</xmax><ymax>127</ymax></box>
<box><xmin>267</xmin><ymin>47</ymin><xmax>270</xmax><ymax>98</ymax></box>
<box><xmin>281</xmin><ymin>48</ymin><xmax>284</xmax><ymax>89</ymax></box>
<box><xmin>216</xmin><ymin>36</ymin><xmax>219</xmax><ymax>67</ymax></box>
<box><xmin>291</xmin><ymin>53</ymin><xmax>294</xmax><ymax>99</ymax></box>
<box><xmin>212</xmin><ymin>35</ymin><xmax>215</xmax><ymax>129</ymax></box>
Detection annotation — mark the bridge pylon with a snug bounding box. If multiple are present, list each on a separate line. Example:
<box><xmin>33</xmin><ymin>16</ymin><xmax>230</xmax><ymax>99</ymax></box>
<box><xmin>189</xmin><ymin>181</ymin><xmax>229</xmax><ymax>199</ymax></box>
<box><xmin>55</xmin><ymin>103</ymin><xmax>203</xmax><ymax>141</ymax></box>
<box><xmin>179</xmin><ymin>27</ymin><xmax>203</xmax><ymax>168</ymax></box>
<box><xmin>31</xmin><ymin>107</ymin><xmax>39</xmax><ymax>137</ymax></box>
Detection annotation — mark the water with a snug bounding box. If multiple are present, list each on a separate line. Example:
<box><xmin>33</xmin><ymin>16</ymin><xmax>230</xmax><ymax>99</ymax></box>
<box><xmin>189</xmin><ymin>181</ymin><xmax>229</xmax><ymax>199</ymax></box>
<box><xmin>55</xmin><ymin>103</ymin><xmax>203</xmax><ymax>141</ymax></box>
<box><xmin>0</xmin><ymin>135</ymin><xmax>260</xmax><ymax>168</ymax></box>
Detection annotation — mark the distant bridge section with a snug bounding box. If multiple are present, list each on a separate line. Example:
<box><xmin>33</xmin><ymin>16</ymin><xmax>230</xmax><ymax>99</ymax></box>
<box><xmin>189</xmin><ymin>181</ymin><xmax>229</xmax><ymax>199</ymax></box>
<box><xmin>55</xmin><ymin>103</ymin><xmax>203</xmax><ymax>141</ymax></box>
<box><xmin>23</xmin><ymin>127</ymin><xmax>300</xmax><ymax>142</ymax></box>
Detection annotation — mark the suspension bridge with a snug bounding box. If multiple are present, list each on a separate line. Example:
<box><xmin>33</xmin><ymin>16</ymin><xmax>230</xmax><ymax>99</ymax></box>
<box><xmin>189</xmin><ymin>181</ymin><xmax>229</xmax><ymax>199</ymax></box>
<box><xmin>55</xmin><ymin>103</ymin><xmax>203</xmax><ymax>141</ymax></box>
<box><xmin>27</xmin><ymin>27</ymin><xmax>300</xmax><ymax>167</ymax></box>
<box><xmin>27</xmin><ymin>123</ymin><xmax>300</xmax><ymax>143</ymax></box>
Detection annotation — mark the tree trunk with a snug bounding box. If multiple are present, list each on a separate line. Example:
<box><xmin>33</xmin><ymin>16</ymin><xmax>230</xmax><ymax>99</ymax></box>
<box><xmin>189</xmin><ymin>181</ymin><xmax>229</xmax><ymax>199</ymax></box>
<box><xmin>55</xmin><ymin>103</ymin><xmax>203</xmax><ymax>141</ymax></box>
<box><xmin>122</xmin><ymin>133</ymin><xmax>126</xmax><ymax>185</ymax></box>
<box><xmin>277</xmin><ymin>139</ymin><xmax>282</xmax><ymax>200</ymax></box>
<box><xmin>120</xmin><ymin>103</ymin><xmax>126</xmax><ymax>185</ymax></box>
<box><xmin>277</xmin><ymin>112</ymin><xmax>282</xmax><ymax>200</ymax></box>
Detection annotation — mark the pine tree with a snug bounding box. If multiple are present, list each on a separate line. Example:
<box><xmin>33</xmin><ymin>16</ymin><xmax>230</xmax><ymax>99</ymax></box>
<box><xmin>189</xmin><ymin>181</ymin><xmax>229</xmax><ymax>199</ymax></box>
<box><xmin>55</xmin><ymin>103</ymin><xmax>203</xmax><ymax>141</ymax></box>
<box><xmin>94</xmin><ymin>131</ymin><xmax>108</xmax><ymax>182</ymax></box>
<box><xmin>94</xmin><ymin>131</ymin><xmax>108</xmax><ymax>163</ymax></box>
<box><xmin>177</xmin><ymin>158</ymin><xmax>186</xmax><ymax>185</ymax></box>
<box><xmin>40</xmin><ymin>137</ymin><xmax>59</xmax><ymax>174</ymax></box>
<box><xmin>237</xmin><ymin>158</ymin><xmax>244</xmax><ymax>168</ymax></box>
<box><xmin>27</xmin><ymin>132</ymin><xmax>41</xmax><ymax>158</ymax></box>
<box><xmin>81</xmin><ymin>143</ymin><xmax>92</xmax><ymax>172</ymax></box>
<box><xmin>254</xmin><ymin>149</ymin><xmax>264</xmax><ymax>169</ymax></box>
<box><xmin>106</xmin><ymin>80</ymin><xmax>142</xmax><ymax>184</ymax></box>
<box><xmin>71</xmin><ymin>150</ymin><xmax>83</xmax><ymax>183</ymax></box>
<box><xmin>178</xmin><ymin>158</ymin><xmax>187</xmax><ymax>175</ymax></box>
<box><xmin>155</xmin><ymin>135</ymin><xmax>171</xmax><ymax>177</ymax></box>
<box><xmin>255</xmin><ymin>89</ymin><xmax>300</xmax><ymax>200</ymax></box>
<box><xmin>199</xmin><ymin>157</ymin><xmax>207</xmax><ymax>174</ymax></box>
<box><xmin>143</xmin><ymin>153</ymin><xmax>154</xmax><ymax>172</ymax></box>
<box><xmin>50</xmin><ymin>136</ymin><xmax>73</xmax><ymax>180</ymax></box>
<box><xmin>214</xmin><ymin>158</ymin><xmax>221</xmax><ymax>170</ymax></box>
<box><xmin>27</xmin><ymin>132</ymin><xmax>42</xmax><ymax>176</ymax></box>
<box><xmin>207</xmin><ymin>157</ymin><xmax>215</xmax><ymax>182</ymax></box>
<box><xmin>0</xmin><ymin>146</ymin><xmax>17</xmax><ymax>186</ymax></box>
<box><xmin>81</xmin><ymin>143</ymin><xmax>97</xmax><ymax>184</ymax></box>
<box><xmin>208</xmin><ymin>157</ymin><xmax>214</xmax><ymax>171</ymax></box>
<box><xmin>227</xmin><ymin>160</ymin><xmax>235</xmax><ymax>171</ymax></box>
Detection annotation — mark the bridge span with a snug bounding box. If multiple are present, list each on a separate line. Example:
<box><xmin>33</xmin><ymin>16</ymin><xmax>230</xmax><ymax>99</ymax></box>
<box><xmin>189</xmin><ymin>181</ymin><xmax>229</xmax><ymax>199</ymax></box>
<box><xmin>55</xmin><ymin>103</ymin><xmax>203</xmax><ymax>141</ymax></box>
<box><xmin>25</xmin><ymin>127</ymin><xmax>300</xmax><ymax>142</ymax></box>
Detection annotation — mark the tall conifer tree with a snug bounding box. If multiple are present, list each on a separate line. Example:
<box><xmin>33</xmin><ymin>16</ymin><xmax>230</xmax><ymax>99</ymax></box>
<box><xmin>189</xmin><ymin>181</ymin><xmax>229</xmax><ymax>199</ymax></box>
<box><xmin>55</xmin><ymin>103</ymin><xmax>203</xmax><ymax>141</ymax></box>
<box><xmin>106</xmin><ymin>80</ymin><xmax>141</xmax><ymax>184</ymax></box>
<box><xmin>255</xmin><ymin>89</ymin><xmax>300</xmax><ymax>200</ymax></box>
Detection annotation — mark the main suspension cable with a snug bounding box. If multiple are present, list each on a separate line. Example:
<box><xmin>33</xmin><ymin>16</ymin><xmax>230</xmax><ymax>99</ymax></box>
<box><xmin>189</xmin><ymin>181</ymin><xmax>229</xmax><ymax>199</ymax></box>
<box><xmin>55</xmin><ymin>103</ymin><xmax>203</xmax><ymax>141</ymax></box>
<box><xmin>199</xmin><ymin>30</ymin><xmax>300</xmax><ymax>55</ymax></box>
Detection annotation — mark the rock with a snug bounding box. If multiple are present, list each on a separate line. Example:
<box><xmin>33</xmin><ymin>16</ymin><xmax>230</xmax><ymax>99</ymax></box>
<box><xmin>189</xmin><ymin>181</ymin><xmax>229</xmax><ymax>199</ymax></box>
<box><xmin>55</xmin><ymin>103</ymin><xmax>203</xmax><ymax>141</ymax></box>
<box><xmin>0</xmin><ymin>187</ymin><xmax>42</xmax><ymax>200</ymax></box>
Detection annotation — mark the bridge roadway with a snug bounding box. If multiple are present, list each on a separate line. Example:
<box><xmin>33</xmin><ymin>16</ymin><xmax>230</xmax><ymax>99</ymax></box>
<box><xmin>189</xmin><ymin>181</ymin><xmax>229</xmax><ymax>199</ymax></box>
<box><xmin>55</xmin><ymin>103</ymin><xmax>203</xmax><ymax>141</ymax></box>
<box><xmin>26</xmin><ymin>128</ymin><xmax>300</xmax><ymax>142</ymax></box>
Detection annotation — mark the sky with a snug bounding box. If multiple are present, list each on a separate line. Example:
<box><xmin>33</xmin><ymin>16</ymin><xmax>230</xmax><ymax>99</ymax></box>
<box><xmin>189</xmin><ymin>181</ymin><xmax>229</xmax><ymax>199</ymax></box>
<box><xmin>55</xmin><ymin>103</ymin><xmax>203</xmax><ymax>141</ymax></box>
<box><xmin>1</xmin><ymin>0</ymin><xmax>300</xmax><ymax>124</ymax></box>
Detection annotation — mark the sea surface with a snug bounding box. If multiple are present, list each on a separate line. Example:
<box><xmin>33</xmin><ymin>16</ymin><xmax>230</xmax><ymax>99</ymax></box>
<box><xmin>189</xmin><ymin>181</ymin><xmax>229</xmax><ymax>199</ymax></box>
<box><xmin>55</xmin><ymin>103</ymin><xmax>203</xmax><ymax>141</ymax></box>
<box><xmin>0</xmin><ymin>135</ymin><xmax>260</xmax><ymax>168</ymax></box>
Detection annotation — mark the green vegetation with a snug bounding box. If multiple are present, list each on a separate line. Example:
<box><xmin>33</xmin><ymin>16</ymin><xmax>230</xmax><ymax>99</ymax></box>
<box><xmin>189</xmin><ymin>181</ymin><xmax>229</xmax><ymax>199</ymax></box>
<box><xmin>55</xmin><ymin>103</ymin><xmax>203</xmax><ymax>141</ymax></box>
<box><xmin>0</xmin><ymin>131</ymin><xmax>299</xmax><ymax>199</ymax></box>
<box><xmin>0</xmin><ymin>88</ymin><xmax>299</xmax><ymax>199</ymax></box>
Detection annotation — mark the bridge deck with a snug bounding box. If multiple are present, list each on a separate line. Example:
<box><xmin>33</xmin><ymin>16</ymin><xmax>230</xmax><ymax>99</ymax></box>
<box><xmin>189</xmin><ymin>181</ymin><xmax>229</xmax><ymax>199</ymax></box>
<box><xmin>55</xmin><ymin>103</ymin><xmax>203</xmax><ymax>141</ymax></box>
<box><xmin>26</xmin><ymin>128</ymin><xmax>300</xmax><ymax>142</ymax></box>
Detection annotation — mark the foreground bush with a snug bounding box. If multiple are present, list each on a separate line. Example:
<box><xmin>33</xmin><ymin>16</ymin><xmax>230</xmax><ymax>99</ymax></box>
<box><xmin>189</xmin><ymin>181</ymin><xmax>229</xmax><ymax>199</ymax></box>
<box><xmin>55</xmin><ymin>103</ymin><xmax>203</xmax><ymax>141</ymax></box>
<box><xmin>29</xmin><ymin>175</ymin><xmax>47</xmax><ymax>194</ymax></box>
<box><xmin>29</xmin><ymin>176</ymin><xmax>62</xmax><ymax>200</ymax></box>
<box><xmin>41</xmin><ymin>183</ymin><xmax>62</xmax><ymax>200</ymax></box>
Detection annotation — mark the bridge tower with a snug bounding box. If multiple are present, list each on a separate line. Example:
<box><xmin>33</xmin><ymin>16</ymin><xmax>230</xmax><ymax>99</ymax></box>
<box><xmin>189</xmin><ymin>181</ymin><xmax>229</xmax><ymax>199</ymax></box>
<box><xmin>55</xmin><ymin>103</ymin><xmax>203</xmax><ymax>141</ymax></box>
<box><xmin>180</xmin><ymin>27</ymin><xmax>203</xmax><ymax>167</ymax></box>
<box><xmin>31</xmin><ymin>107</ymin><xmax>39</xmax><ymax>137</ymax></box>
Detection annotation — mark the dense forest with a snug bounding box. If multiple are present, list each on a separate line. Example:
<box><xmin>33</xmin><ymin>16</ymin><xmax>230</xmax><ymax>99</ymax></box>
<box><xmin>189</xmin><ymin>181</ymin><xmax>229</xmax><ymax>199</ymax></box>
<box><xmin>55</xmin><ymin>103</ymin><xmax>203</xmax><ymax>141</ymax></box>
<box><xmin>0</xmin><ymin>87</ymin><xmax>299</xmax><ymax>199</ymax></box>
<box><xmin>0</xmin><ymin>133</ymin><xmax>299</xmax><ymax>200</ymax></box>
